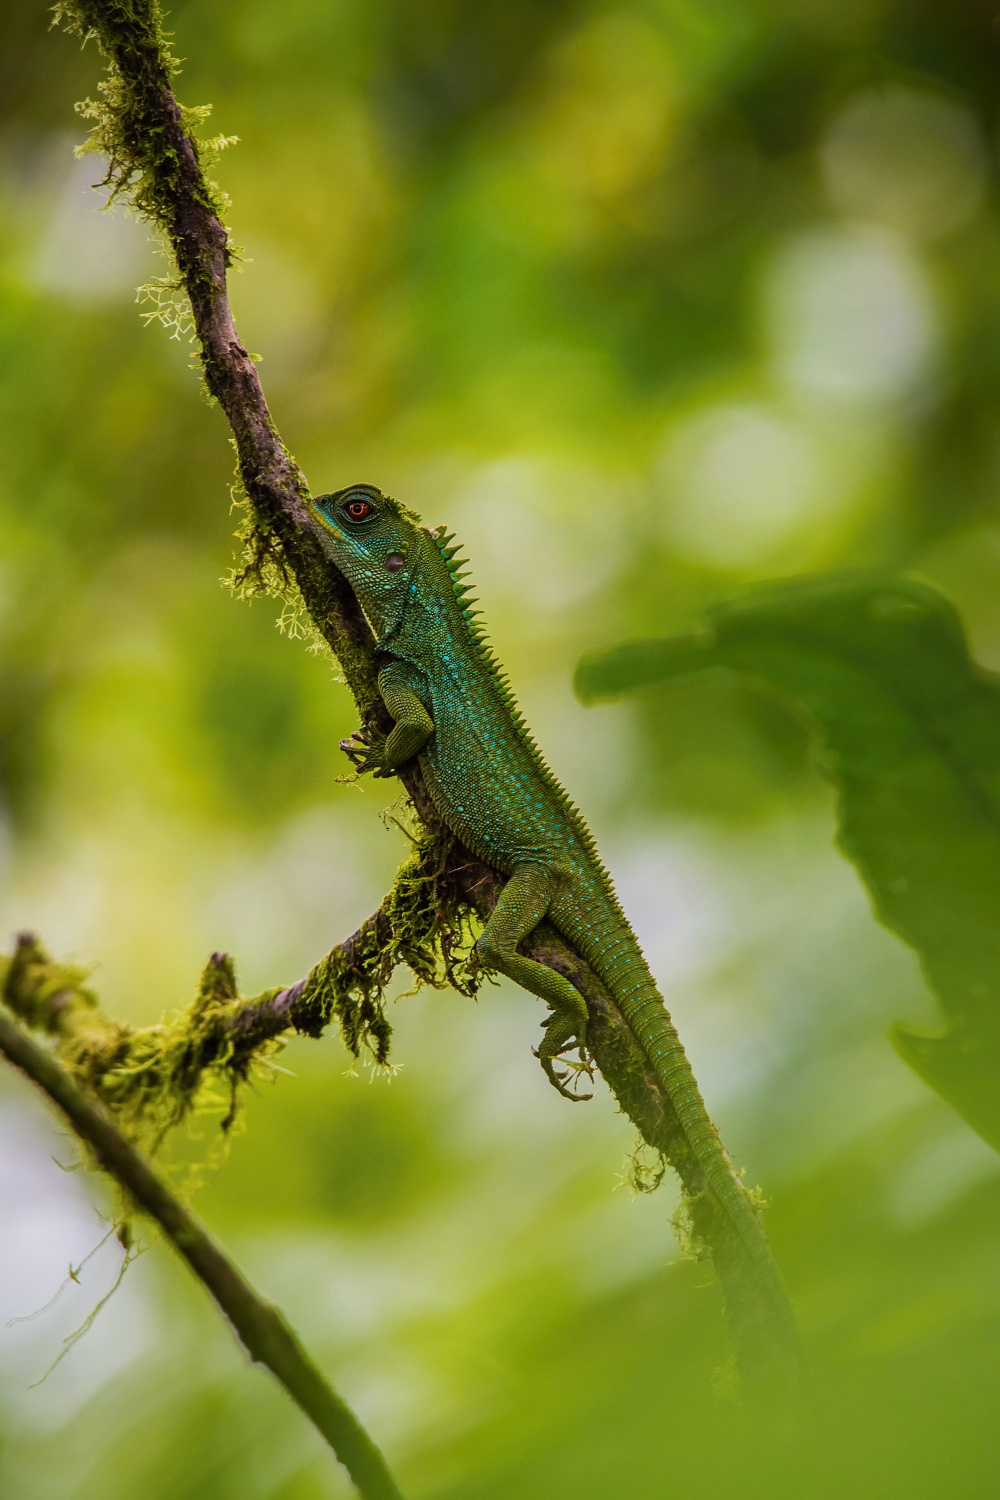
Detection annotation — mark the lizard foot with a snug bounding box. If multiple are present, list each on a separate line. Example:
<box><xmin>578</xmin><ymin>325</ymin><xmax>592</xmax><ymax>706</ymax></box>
<box><xmin>339</xmin><ymin>728</ymin><xmax>394</xmax><ymax>779</ymax></box>
<box><xmin>533</xmin><ymin>1045</ymin><xmax>595</xmax><ymax>1102</ymax></box>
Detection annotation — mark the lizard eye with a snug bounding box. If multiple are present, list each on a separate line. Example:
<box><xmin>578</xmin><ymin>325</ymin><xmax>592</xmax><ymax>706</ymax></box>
<box><xmin>343</xmin><ymin>498</ymin><xmax>375</xmax><ymax>522</ymax></box>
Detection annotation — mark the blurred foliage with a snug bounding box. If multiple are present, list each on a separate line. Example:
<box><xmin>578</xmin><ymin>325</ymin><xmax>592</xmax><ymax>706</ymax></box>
<box><xmin>201</xmin><ymin>1057</ymin><xmax>449</xmax><ymax>1231</ymax></box>
<box><xmin>6</xmin><ymin>0</ymin><xmax>1000</xmax><ymax>1495</ymax></box>
<box><xmin>577</xmin><ymin>574</ymin><xmax>1000</xmax><ymax>1151</ymax></box>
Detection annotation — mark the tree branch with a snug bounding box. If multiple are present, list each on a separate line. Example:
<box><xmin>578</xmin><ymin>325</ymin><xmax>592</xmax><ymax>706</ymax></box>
<box><xmin>45</xmin><ymin>0</ymin><xmax>800</xmax><ymax>1392</ymax></box>
<box><xmin>0</xmin><ymin>1007</ymin><xmax>404</xmax><ymax>1500</ymax></box>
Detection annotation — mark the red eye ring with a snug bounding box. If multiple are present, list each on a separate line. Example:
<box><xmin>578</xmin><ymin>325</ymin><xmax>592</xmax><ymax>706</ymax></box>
<box><xmin>344</xmin><ymin>499</ymin><xmax>373</xmax><ymax>521</ymax></box>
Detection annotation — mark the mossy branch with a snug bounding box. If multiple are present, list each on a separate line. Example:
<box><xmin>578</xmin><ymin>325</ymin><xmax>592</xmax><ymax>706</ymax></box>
<box><xmin>42</xmin><ymin>0</ymin><xmax>800</xmax><ymax>1393</ymax></box>
<box><xmin>0</xmin><ymin>1005</ymin><xmax>404</xmax><ymax>1500</ymax></box>
<box><xmin>54</xmin><ymin>0</ymin><xmax>378</xmax><ymax>710</ymax></box>
<box><xmin>0</xmin><ymin>828</ymin><xmax>484</xmax><ymax>1151</ymax></box>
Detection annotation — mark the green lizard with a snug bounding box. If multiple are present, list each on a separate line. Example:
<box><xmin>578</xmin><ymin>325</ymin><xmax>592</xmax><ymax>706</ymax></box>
<box><xmin>312</xmin><ymin>482</ymin><xmax>773</xmax><ymax>1269</ymax></box>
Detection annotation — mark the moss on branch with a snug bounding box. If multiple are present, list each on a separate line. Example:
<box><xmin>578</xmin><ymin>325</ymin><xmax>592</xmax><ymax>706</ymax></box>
<box><xmin>0</xmin><ymin>823</ymin><xmax>482</xmax><ymax>1154</ymax></box>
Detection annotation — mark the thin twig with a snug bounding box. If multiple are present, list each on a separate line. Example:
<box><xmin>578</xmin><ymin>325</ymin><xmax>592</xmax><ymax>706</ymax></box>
<box><xmin>0</xmin><ymin>1009</ymin><xmax>404</xmax><ymax>1500</ymax></box>
<box><xmin>7</xmin><ymin>1226</ymin><xmax>117</xmax><ymax>1329</ymax></box>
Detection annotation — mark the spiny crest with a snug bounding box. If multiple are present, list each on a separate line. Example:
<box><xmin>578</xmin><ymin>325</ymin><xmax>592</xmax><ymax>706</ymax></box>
<box><xmin>427</xmin><ymin>526</ymin><xmax>606</xmax><ymax>866</ymax></box>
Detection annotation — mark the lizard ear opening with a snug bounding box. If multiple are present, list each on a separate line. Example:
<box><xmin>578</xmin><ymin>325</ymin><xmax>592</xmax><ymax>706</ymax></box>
<box><xmin>385</xmin><ymin>553</ymin><xmax>405</xmax><ymax>572</ymax></box>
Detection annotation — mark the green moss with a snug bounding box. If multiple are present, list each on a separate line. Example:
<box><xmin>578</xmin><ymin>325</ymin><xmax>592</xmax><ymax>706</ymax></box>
<box><xmin>0</xmin><ymin>822</ymin><xmax>481</xmax><ymax>1176</ymax></box>
<box><xmin>53</xmin><ymin>0</ymin><xmax>379</xmax><ymax>719</ymax></box>
<box><xmin>288</xmin><ymin>821</ymin><xmax>482</xmax><ymax>1063</ymax></box>
<box><xmin>1</xmin><ymin>935</ymin><xmax>281</xmax><ymax>1156</ymax></box>
<box><xmin>225</xmin><ymin>468</ymin><xmax>326</xmax><ymax>651</ymax></box>
<box><xmin>53</xmin><ymin>0</ymin><xmax>233</xmax><ymax>291</ymax></box>
<box><xmin>1</xmin><ymin>932</ymin><xmax>98</xmax><ymax>1034</ymax></box>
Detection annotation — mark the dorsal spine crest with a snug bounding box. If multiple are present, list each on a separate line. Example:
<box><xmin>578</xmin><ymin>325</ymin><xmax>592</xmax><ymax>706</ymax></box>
<box><xmin>428</xmin><ymin>525</ymin><xmax>613</xmax><ymax>887</ymax></box>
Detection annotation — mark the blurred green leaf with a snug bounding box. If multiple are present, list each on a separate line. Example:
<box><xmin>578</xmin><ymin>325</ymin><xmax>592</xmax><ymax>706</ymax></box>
<box><xmin>576</xmin><ymin>573</ymin><xmax>1000</xmax><ymax>1150</ymax></box>
<box><xmin>623</xmin><ymin>665</ymin><xmax>813</xmax><ymax>820</ymax></box>
<box><xmin>196</xmin><ymin>1043</ymin><xmax>450</xmax><ymax>1231</ymax></box>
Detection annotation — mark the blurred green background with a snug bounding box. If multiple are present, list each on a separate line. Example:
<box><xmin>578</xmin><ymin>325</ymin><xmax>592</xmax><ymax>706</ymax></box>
<box><xmin>4</xmin><ymin>0</ymin><xmax>1000</xmax><ymax>1494</ymax></box>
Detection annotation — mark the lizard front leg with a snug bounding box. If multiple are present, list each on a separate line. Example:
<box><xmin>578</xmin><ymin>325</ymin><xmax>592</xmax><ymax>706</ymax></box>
<box><xmin>341</xmin><ymin>661</ymin><xmax>434</xmax><ymax>779</ymax></box>
<box><xmin>475</xmin><ymin>862</ymin><xmax>592</xmax><ymax>1101</ymax></box>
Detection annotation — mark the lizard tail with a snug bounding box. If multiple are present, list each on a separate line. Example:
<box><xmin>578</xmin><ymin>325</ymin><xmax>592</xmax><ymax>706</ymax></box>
<box><xmin>562</xmin><ymin>900</ymin><xmax>773</xmax><ymax>1263</ymax></box>
<box><xmin>556</xmin><ymin>894</ymin><xmax>799</xmax><ymax>1356</ymax></box>
<box><xmin>607</xmin><ymin>965</ymin><xmax>803</xmax><ymax>1380</ymax></box>
<box><xmin>613</xmin><ymin>974</ymin><xmax>775</xmax><ymax>1269</ymax></box>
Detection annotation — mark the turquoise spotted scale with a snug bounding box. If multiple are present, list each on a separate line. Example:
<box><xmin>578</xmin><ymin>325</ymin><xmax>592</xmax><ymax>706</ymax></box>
<box><xmin>312</xmin><ymin>482</ymin><xmax>771</xmax><ymax>1267</ymax></box>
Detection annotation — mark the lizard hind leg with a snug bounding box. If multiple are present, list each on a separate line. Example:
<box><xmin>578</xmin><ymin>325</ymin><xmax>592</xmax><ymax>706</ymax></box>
<box><xmin>475</xmin><ymin>862</ymin><xmax>593</xmax><ymax>1102</ymax></box>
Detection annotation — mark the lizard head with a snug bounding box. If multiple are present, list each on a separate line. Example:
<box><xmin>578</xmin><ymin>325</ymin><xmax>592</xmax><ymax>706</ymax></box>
<box><xmin>311</xmin><ymin>484</ymin><xmax>424</xmax><ymax>639</ymax></box>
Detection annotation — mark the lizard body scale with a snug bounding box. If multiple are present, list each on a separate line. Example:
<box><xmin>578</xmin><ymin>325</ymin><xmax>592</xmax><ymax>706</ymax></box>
<box><xmin>312</xmin><ymin>482</ymin><xmax>773</xmax><ymax>1269</ymax></box>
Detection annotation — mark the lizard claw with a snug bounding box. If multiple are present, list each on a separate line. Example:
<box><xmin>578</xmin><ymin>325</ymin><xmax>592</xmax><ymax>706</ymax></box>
<box><xmin>339</xmin><ymin>727</ymin><xmax>390</xmax><ymax>777</ymax></box>
<box><xmin>533</xmin><ymin>1045</ymin><xmax>595</xmax><ymax>1102</ymax></box>
<box><xmin>339</xmin><ymin>731</ymin><xmax>368</xmax><ymax>762</ymax></box>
